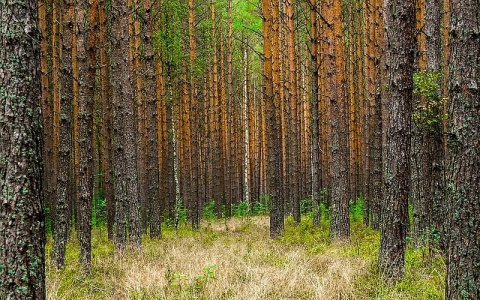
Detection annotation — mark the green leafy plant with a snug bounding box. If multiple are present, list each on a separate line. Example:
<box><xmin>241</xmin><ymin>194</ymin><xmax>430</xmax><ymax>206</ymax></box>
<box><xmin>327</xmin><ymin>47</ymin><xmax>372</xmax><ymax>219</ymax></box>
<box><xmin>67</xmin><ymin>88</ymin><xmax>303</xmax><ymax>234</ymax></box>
<box><xmin>166</xmin><ymin>265</ymin><xmax>217</xmax><ymax>297</ymax></box>
<box><xmin>349</xmin><ymin>197</ymin><xmax>364</xmax><ymax>222</ymax></box>
<box><xmin>412</xmin><ymin>70</ymin><xmax>447</xmax><ymax>130</ymax></box>
<box><xmin>232</xmin><ymin>201</ymin><xmax>250</xmax><ymax>217</ymax></box>
<box><xmin>202</xmin><ymin>200</ymin><xmax>216</xmax><ymax>220</ymax></box>
<box><xmin>252</xmin><ymin>201</ymin><xmax>268</xmax><ymax>215</ymax></box>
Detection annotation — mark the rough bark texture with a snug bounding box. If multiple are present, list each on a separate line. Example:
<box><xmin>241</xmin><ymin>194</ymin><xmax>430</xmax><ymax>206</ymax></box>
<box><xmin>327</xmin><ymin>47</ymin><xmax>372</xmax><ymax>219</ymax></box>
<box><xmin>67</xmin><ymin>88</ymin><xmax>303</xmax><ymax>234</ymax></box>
<box><xmin>76</xmin><ymin>0</ymin><xmax>96</xmax><ymax>271</ymax></box>
<box><xmin>98</xmin><ymin>0</ymin><xmax>114</xmax><ymax>241</ymax></box>
<box><xmin>262</xmin><ymin>0</ymin><xmax>284</xmax><ymax>238</ymax></box>
<box><xmin>0</xmin><ymin>0</ymin><xmax>45</xmax><ymax>296</ymax></box>
<box><xmin>379</xmin><ymin>0</ymin><xmax>415</xmax><ymax>281</ymax></box>
<box><xmin>310</xmin><ymin>0</ymin><xmax>321</xmax><ymax>226</ymax></box>
<box><xmin>143</xmin><ymin>0</ymin><xmax>160</xmax><ymax>238</ymax></box>
<box><xmin>54</xmin><ymin>0</ymin><xmax>74</xmax><ymax>269</ymax></box>
<box><xmin>286</xmin><ymin>0</ymin><xmax>300</xmax><ymax>223</ymax></box>
<box><xmin>445</xmin><ymin>0</ymin><xmax>480</xmax><ymax>298</ymax></box>
<box><xmin>322</xmin><ymin>0</ymin><xmax>350</xmax><ymax>242</ymax></box>
<box><xmin>364</xmin><ymin>0</ymin><xmax>384</xmax><ymax>230</ymax></box>
<box><xmin>111</xmin><ymin>0</ymin><xmax>140</xmax><ymax>250</ymax></box>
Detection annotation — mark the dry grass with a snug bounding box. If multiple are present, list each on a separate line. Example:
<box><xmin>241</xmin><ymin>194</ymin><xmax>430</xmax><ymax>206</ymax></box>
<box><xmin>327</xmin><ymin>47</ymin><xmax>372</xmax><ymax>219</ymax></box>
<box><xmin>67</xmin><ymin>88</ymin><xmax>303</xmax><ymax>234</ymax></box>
<box><xmin>46</xmin><ymin>216</ymin><xmax>445</xmax><ymax>300</ymax></box>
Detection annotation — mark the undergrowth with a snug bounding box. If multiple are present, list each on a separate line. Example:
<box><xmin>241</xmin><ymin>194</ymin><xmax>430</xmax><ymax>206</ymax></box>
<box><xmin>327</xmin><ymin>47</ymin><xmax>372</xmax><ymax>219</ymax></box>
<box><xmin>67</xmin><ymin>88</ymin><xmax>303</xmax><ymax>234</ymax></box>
<box><xmin>46</xmin><ymin>213</ymin><xmax>445</xmax><ymax>299</ymax></box>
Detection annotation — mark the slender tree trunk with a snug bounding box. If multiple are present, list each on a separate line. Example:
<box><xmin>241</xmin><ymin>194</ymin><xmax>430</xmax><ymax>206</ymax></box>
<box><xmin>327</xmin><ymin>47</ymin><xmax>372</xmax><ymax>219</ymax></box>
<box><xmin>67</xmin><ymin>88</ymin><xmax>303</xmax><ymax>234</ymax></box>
<box><xmin>0</xmin><ymin>0</ymin><xmax>45</xmax><ymax>296</ymax></box>
<box><xmin>285</xmin><ymin>0</ymin><xmax>300</xmax><ymax>223</ymax></box>
<box><xmin>39</xmin><ymin>0</ymin><xmax>54</xmax><ymax>235</ymax></box>
<box><xmin>143</xmin><ymin>0</ymin><xmax>160</xmax><ymax>238</ymax></box>
<box><xmin>54</xmin><ymin>0</ymin><xmax>74</xmax><ymax>268</ymax></box>
<box><xmin>263</xmin><ymin>0</ymin><xmax>284</xmax><ymax>238</ymax></box>
<box><xmin>98</xmin><ymin>0</ymin><xmax>114</xmax><ymax>240</ymax></box>
<box><xmin>310</xmin><ymin>0</ymin><xmax>321</xmax><ymax>226</ymax></box>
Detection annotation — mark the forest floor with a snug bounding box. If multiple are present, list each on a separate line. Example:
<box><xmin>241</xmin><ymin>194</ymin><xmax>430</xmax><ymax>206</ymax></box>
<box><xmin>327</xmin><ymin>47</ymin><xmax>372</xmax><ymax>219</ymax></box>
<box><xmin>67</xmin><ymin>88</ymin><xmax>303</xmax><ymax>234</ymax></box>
<box><xmin>46</xmin><ymin>216</ymin><xmax>445</xmax><ymax>299</ymax></box>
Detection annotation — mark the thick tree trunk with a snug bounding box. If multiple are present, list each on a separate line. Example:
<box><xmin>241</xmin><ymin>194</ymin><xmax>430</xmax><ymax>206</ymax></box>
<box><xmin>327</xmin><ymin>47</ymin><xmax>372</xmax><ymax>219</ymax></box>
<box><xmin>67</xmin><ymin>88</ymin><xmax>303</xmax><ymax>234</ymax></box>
<box><xmin>378</xmin><ymin>0</ymin><xmax>415</xmax><ymax>281</ymax></box>
<box><xmin>111</xmin><ymin>0</ymin><xmax>140</xmax><ymax>250</ymax></box>
<box><xmin>321</xmin><ymin>0</ymin><xmax>350</xmax><ymax>242</ymax></box>
<box><xmin>0</xmin><ymin>0</ymin><xmax>45</xmax><ymax>296</ymax></box>
<box><xmin>445</xmin><ymin>0</ymin><xmax>480</xmax><ymax>298</ymax></box>
<box><xmin>76</xmin><ymin>0</ymin><xmax>97</xmax><ymax>271</ymax></box>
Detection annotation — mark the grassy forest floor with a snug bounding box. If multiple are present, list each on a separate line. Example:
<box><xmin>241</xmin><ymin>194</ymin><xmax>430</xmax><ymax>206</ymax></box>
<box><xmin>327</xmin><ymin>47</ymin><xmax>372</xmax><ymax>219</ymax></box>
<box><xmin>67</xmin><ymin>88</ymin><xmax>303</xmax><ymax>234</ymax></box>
<box><xmin>46</xmin><ymin>215</ymin><xmax>445</xmax><ymax>299</ymax></box>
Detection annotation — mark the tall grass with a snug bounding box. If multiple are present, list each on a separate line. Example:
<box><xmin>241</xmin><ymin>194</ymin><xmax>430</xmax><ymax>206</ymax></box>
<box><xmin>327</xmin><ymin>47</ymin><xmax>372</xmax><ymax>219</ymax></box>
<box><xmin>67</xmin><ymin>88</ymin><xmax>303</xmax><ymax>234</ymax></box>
<box><xmin>46</xmin><ymin>212</ymin><xmax>445</xmax><ymax>299</ymax></box>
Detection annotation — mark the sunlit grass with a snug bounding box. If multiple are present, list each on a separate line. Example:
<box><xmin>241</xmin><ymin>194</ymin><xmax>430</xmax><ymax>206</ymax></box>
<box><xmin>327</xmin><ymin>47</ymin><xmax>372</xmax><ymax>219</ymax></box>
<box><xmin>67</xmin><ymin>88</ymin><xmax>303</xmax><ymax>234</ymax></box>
<box><xmin>46</xmin><ymin>216</ymin><xmax>445</xmax><ymax>299</ymax></box>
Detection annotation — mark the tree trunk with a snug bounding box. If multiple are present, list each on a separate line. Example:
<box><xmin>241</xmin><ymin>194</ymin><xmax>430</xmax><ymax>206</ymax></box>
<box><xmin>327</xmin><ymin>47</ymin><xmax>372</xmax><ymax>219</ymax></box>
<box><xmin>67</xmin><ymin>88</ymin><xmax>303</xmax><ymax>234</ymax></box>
<box><xmin>0</xmin><ymin>0</ymin><xmax>45</xmax><ymax>296</ymax></box>
<box><xmin>76</xmin><ymin>0</ymin><xmax>97</xmax><ymax>271</ymax></box>
<box><xmin>54</xmin><ymin>0</ymin><xmax>74</xmax><ymax>268</ymax></box>
<box><xmin>321</xmin><ymin>0</ymin><xmax>350</xmax><ymax>242</ymax></box>
<box><xmin>310</xmin><ymin>0</ymin><xmax>321</xmax><ymax>226</ymax></box>
<box><xmin>263</xmin><ymin>0</ymin><xmax>284</xmax><ymax>238</ymax></box>
<box><xmin>378</xmin><ymin>0</ymin><xmax>415</xmax><ymax>281</ymax></box>
<box><xmin>111</xmin><ymin>0</ymin><xmax>140</xmax><ymax>250</ymax></box>
<box><xmin>445</xmin><ymin>0</ymin><xmax>480</xmax><ymax>298</ymax></box>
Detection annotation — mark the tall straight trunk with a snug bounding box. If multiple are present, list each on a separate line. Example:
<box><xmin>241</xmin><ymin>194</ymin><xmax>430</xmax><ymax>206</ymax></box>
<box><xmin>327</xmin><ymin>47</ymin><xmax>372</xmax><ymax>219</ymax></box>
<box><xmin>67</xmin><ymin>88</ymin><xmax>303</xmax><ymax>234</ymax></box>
<box><xmin>321</xmin><ymin>0</ymin><xmax>350</xmax><ymax>242</ymax></box>
<box><xmin>133</xmin><ymin>0</ymin><xmax>147</xmax><ymax>234</ymax></box>
<box><xmin>0</xmin><ymin>0</ymin><xmax>45</xmax><ymax>296</ymax></box>
<box><xmin>285</xmin><ymin>0</ymin><xmax>300</xmax><ymax>223</ymax></box>
<box><xmin>242</xmin><ymin>47</ymin><xmax>250</xmax><ymax>204</ymax></box>
<box><xmin>188</xmin><ymin>0</ymin><xmax>200</xmax><ymax>229</ymax></box>
<box><xmin>54</xmin><ymin>0</ymin><xmax>74</xmax><ymax>268</ymax></box>
<box><xmin>76</xmin><ymin>0</ymin><xmax>97</xmax><ymax>271</ymax></box>
<box><xmin>125</xmin><ymin>0</ymin><xmax>141</xmax><ymax>247</ymax></box>
<box><xmin>225</xmin><ymin>0</ymin><xmax>233</xmax><ymax>213</ymax></box>
<box><xmin>98</xmin><ymin>0</ymin><xmax>114</xmax><ymax>240</ymax></box>
<box><xmin>144</xmin><ymin>0</ymin><xmax>160</xmax><ymax>238</ymax></box>
<box><xmin>310</xmin><ymin>0</ymin><xmax>321</xmax><ymax>226</ymax></box>
<box><xmin>181</xmin><ymin>62</ymin><xmax>193</xmax><ymax>227</ymax></box>
<box><xmin>111</xmin><ymin>0</ymin><xmax>140</xmax><ymax>250</ymax></box>
<box><xmin>210</xmin><ymin>0</ymin><xmax>224</xmax><ymax>208</ymax></box>
<box><xmin>263</xmin><ymin>0</ymin><xmax>284</xmax><ymax>238</ymax></box>
<box><xmin>371</xmin><ymin>0</ymin><xmax>384</xmax><ymax>230</ymax></box>
<box><xmin>51</xmin><ymin>1</ymin><xmax>60</xmax><ymax>221</ymax></box>
<box><xmin>364</xmin><ymin>0</ymin><xmax>383</xmax><ymax>228</ymax></box>
<box><xmin>445</xmin><ymin>0</ymin><xmax>480</xmax><ymax>298</ymax></box>
<box><xmin>379</xmin><ymin>0</ymin><xmax>415</xmax><ymax>281</ymax></box>
<box><xmin>39</xmin><ymin>0</ymin><xmax>54</xmax><ymax>233</ymax></box>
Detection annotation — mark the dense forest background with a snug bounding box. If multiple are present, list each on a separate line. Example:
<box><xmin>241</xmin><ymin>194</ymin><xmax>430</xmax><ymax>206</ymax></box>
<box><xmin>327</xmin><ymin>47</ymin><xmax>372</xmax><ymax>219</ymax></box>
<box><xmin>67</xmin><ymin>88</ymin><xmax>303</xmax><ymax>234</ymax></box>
<box><xmin>0</xmin><ymin>0</ymin><xmax>478</xmax><ymax>298</ymax></box>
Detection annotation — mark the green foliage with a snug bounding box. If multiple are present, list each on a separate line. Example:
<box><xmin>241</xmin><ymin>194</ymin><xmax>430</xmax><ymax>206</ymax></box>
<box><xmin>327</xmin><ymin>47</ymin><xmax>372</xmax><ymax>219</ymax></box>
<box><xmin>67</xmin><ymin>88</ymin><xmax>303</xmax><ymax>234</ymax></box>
<box><xmin>232</xmin><ymin>0</ymin><xmax>262</xmax><ymax>32</ymax></box>
<box><xmin>92</xmin><ymin>190</ymin><xmax>106</xmax><ymax>227</ymax></box>
<box><xmin>349</xmin><ymin>197</ymin><xmax>364</xmax><ymax>223</ymax></box>
<box><xmin>251</xmin><ymin>201</ymin><xmax>268</xmax><ymax>215</ymax></box>
<box><xmin>202</xmin><ymin>200</ymin><xmax>216</xmax><ymax>220</ymax></box>
<box><xmin>165</xmin><ymin>264</ymin><xmax>217</xmax><ymax>298</ymax></box>
<box><xmin>163</xmin><ymin>200</ymin><xmax>188</xmax><ymax>228</ymax></box>
<box><xmin>232</xmin><ymin>201</ymin><xmax>250</xmax><ymax>217</ymax></box>
<box><xmin>412</xmin><ymin>70</ymin><xmax>447</xmax><ymax>130</ymax></box>
<box><xmin>153</xmin><ymin>1</ymin><xmax>187</xmax><ymax>71</ymax></box>
<box><xmin>300</xmin><ymin>189</ymin><xmax>330</xmax><ymax>221</ymax></box>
